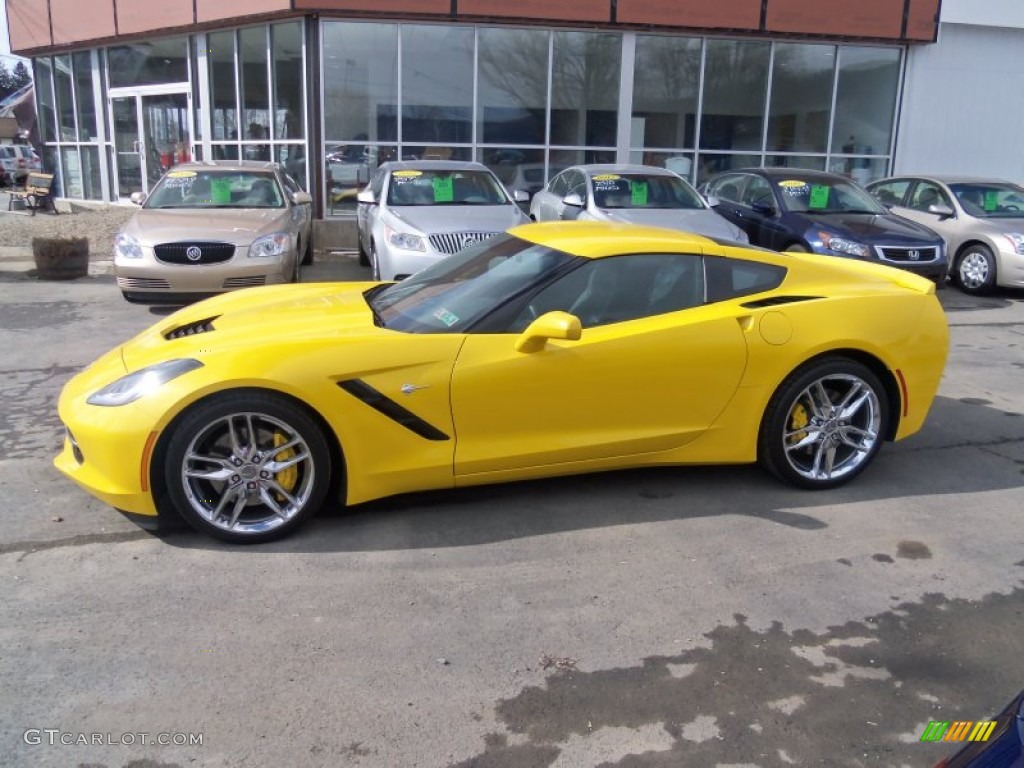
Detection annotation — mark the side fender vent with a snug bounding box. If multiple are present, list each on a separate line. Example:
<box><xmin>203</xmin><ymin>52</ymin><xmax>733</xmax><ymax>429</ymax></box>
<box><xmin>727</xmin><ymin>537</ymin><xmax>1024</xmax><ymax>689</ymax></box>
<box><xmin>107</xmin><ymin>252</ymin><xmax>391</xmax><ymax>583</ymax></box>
<box><xmin>740</xmin><ymin>296</ymin><xmax>821</xmax><ymax>309</ymax></box>
<box><xmin>164</xmin><ymin>316</ymin><xmax>220</xmax><ymax>340</ymax></box>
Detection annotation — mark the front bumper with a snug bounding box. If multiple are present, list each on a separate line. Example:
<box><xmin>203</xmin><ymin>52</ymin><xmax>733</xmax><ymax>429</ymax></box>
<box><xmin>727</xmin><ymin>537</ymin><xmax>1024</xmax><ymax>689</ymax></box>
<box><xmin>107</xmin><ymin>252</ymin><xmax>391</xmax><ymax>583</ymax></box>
<box><xmin>115</xmin><ymin>244</ymin><xmax>293</xmax><ymax>296</ymax></box>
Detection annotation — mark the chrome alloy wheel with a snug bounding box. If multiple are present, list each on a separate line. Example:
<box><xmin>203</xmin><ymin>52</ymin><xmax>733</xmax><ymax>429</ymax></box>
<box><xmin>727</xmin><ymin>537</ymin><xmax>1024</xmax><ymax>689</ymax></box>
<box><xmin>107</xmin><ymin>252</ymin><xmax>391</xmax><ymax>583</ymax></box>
<box><xmin>781</xmin><ymin>373</ymin><xmax>881</xmax><ymax>482</ymax></box>
<box><xmin>180</xmin><ymin>411</ymin><xmax>316</xmax><ymax>536</ymax></box>
<box><xmin>958</xmin><ymin>251</ymin><xmax>991</xmax><ymax>291</ymax></box>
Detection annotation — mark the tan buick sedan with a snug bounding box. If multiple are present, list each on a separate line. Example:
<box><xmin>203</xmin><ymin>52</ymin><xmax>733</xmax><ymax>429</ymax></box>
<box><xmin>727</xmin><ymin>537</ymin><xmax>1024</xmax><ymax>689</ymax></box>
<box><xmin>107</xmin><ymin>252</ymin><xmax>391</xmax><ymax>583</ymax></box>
<box><xmin>114</xmin><ymin>161</ymin><xmax>313</xmax><ymax>303</ymax></box>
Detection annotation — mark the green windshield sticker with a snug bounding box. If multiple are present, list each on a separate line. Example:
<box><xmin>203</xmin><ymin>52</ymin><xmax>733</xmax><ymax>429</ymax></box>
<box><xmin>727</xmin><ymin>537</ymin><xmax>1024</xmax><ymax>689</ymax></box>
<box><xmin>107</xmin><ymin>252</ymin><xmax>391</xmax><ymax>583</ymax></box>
<box><xmin>432</xmin><ymin>307</ymin><xmax>459</xmax><ymax>327</ymax></box>
<box><xmin>630</xmin><ymin>181</ymin><xmax>649</xmax><ymax>206</ymax></box>
<box><xmin>984</xmin><ymin>190</ymin><xmax>1000</xmax><ymax>211</ymax></box>
<box><xmin>432</xmin><ymin>176</ymin><xmax>454</xmax><ymax>203</ymax></box>
<box><xmin>809</xmin><ymin>185</ymin><xmax>830</xmax><ymax>209</ymax></box>
<box><xmin>211</xmin><ymin>180</ymin><xmax>231</xmax><ymax>204</ymax></box>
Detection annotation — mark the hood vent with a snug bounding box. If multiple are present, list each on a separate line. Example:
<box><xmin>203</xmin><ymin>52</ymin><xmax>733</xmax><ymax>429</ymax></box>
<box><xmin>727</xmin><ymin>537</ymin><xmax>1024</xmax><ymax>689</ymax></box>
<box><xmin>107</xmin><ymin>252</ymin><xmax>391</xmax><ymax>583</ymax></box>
<box><xmin>164</xmin><ymin>316</ymin><xmax>220</xmax><ymax>340</ymax></box>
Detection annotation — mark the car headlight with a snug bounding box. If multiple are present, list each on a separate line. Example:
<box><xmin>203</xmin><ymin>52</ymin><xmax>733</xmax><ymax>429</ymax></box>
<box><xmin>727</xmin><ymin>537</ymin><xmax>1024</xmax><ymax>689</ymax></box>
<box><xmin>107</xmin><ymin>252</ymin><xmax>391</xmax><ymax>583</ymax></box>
<box><xmin>114</xmin><ymin>233</ymin><xmax>143</xmax><ymax>259</ymax></box>
<box><xmin>249</xmin><ymin>232</ymin><xmax>290</xmax><ymax>259</ymax></box>
<box><xmin>86</xmin><ymin>359</ymin><xmax>203</xmax><ymax>407</ymax></box>
<box><xmin>818</xmin><ymin>231</ymin><xmax>869</xmax><ymax>258</ymax></box>
<box><xmin>385</xmin><ymin>226</ymin><xmax>426</xmax><ymax>251</ymax></box>
<box><xmin>1003</xmin><ymin>233</ymin><xmax>1024</xmax><ymax>255</ymax></box>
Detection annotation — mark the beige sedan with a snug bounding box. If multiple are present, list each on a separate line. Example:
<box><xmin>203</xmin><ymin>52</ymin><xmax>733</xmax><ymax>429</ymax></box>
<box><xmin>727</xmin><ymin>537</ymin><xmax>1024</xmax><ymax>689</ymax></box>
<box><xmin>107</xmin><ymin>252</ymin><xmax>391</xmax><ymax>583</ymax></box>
<box><xmin>114</xmin><ymin>161</ymin><xmax>312</xmax><ymax>303</ymax></box>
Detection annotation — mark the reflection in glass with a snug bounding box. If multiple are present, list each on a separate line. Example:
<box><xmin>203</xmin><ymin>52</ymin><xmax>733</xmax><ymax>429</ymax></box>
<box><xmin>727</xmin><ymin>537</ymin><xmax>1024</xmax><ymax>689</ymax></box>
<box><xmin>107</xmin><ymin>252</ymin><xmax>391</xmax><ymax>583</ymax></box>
<box><xmin>54</xmin><ymin>55</ymin><xmax>76</xmax><ymax>142</ymax></box>
<box><xmin>82</xmin><ymin>146</ymin><xmax>102</xmax><ymax>200</ymax></box>
<box><xmin>701</xmin><ymin>40</ymin><xmax>769</xmax><ymax>152</ymax></box>
<box><xmin>208</xmin><ymin>31</ymin><xmax>237</xmax><ymax>141</ymax></box>
<box><xmin>325</xmin><ymin>143</ymin><xmax>392</xmax><ymax>216</ymax></box>
<box><xmin>764</xmin><ymin>155</ymin><xmax>827</xmax><ymax>172</ymax></box>
<box><xmin>695</xmin><ymin>152</ymin><xmax>762</xmax><ymax>185</ymax></box>
<box><xmin>272</xmin><ymin>22</ymin><xmax>305</xmax><ymax>140</ymax></box>
<box><xmin>108</xmin><ymin>38</ymin><xmax>188</xmax><ymax>88</ymax></box>
<box><xmin>73</xmin><ymin>52</ymin><xmax>96</xmax><ymax>141</ymax></box>
<box><xmin>551</xmin><ymin>31</ymin><xmax>619</xmax><ymax>148</ymax></box>
<box><xmin>402</xmin><ymin>146</ymin><xmax>472</xmax><ymax>161</ymax></box>
<box><xmin>276</xmin><ymin>145</ymin><xmax>307</xmax><ymax>190</ymax></box>
<box><xmin>827</xmin><ymin>156</ymin><xmax>889</xmax><ymax>186</ymax></box>
<box><xmin>322</xmin><ymin>22</ymin><xmax>398</xmax><ymax>142</ymax></box>
<box><xmin>831</xmin><ymin>46</ymin><xmax>901</xmax><ymax>170</ymax></box>
<box><xmin>35</xmin><ymin>58</ymin><xmax>56</xmax><ymax>144</ymax></box>
<box><xmin>212</xmin><ymin>144</ymin><xmax>240</xmax><ymax>160</ymax></box>
<box><xmin>240</xmin><ymin>27</ymin><xmax>270</xmax><ymax>141</ymax></box>
<box><xmin>402</xmin><ymin>25</ymin><xmax>473</xmax><ymax>144</ymax></box>
<box><xmin>478</xmin><ymin>147</ymin><xmax>545</xmax><ymax>201</ymax></box>
<box><xmin>767</xmin><ymin>43</ymin><xmax>835</xmax><ymax>154</ymax></box>
<box><xmin>477</xmin><ymin>28</ymin><xmax>548</xmax><ymax>145</ymax></box>
<box><xmin>632</xmin><ymin>34</ymin><xmax>701</xmax><ymax>150</ymax></box>
<box><xmin>549</xmin><ymin>148</ymin><xmax>615</xmax><ymax>167</ymax></box>
<box><xmin>112</xmin><ymin>96</ymin><xmax>141</xmax><ymax>197</ymax></box>
<box><xmin>61</xmin><ymin>147</ymin><xmax>84</xmax><ymax>199</ymax></box>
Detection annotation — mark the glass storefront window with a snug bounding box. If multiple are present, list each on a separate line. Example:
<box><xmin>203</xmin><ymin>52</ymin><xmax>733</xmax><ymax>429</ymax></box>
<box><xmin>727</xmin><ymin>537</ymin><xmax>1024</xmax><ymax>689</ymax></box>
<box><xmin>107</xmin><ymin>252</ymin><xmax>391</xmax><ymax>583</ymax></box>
<box><xmin>272</xmin><ymin>22</ymin><xmax>305</xmax><ymax>140</ymax></box>
<box><xmin>53</xmin><ymin>55</ymin><xmax>76</xmax><ymax>142</ymax></box>
<box><xmin>632</xmin><ymin>34</ymin><xmax>701</xmax><ymax>150</ymax></box>
<box><xmin>478</xmin><ymin>146</ymin><xmax>546</xmax><ymax>204</ymax></box>
<box><xmin>478</xmin><ymin>28</ymin><xmax>549</xmax><ymax>146</ymax></box>
<box><xmin>695</xmin><ymin>152</ymin><xmax>763</xmax><ymax>185</ymax></box>
<box><xmin>402</xmin><ymin>25</ymin><xmax>473</xmax><ymax>144</ymax></box>
<box><xmin>827</xmin><ymin>156</ymin><xmax>889</xmax><ymax>186</ymax></box>
<box><xmin>764</xmin><ymin>154</ymin><xmax>827</xmax><ymax>171</ymax></box>
<box><xmin>240</xmin><ymin>27</ymin><xmax>270</xmax><ymax>142</ymax></box>
<box><xmin>549</xmin><ymin>148</ymin><xmax>616</xmax><ymax>166</ymax></box>
<box><xmin>73</xmin><ymin>52</ymin><xmax>97</xmax><ymax>142</ymax></box>
<box><xmin>323</xmin><ymin>22</ymin><xmax>398</xmax><ymax>143</ymax></box>
<box><xmin>767</xmin><ymin>43</ymin><xmax>836</xmax><ymax>154</ymax></box>
<box><xmin>276</xmin><ymin>145</ymin><xmax>307</xmax><ymax>189</ymax></box>
<box><xmin>81</xmin><ymin>146</ymin><xmax>103</xmax><ymax>200</ymax></box>
<box><xmin>60</xmin><ymin>147</ymin><xmax>84</xmax><ymax>198</ymax></box>
<box><xmin>108</xmin><ymin>37</ymin><xmax>188</xmax><ymax>88</ymax></box>
<box><xmin>325</xmin><ymin>142</ymin><xmax>389</xmax><ymax>215</ymax></box>
<box><xmin>551</xmin><ymin>31</ymin><xmax>620</xmax><ymax>148</ymax></box>
<box><xmin>701</xmin><ymin>40</ymin><xmax>769</xmax><ymax>152</ymax></box>
<box><xmin>209</xmin><ymin>31</ymin><xmax>237</xmax><ymax>141</ymax></box>
<box><xmin>831</xmin><ymin>46</ymin><xmax>901</xmax><ymax>165</ymax></box>
<box><xmin>35</xmin><ymin>58</ymin><xmax>56</xmax><ymax>144</ymax></box>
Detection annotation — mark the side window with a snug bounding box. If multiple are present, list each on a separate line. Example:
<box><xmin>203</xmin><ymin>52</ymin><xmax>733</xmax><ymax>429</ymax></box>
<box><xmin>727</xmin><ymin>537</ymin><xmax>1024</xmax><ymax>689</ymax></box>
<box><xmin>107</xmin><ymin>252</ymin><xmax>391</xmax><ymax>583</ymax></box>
<box><xmin>909</xmin><ymin>181</ymin><xmax>950</xmax><ymax>212</ymax></box>
<box><xmin>511</xmin><ymin>254</ymin><xmax>704</xmax><ymax>331</ymax></box>
<box><xmin>281</xmin><ymin>173</ymin><xmax>302</xmax><ymax>196</ymax></box>
<box><xmin>566</xmin><ymin>171</ymin><xmax>587</xmax><ymax>200</ymax></box>
<box><xmin>869</xmin><ymin>180</ymin><xmax>911</xmax><ymax>207</ymax></box>
<box><xmin>710</xmin><ymin>175</ymin><xmax>743</xmax><ymax>203</ymax></box>
<box><xmin>549</xmin><ymin>172</ymin><xmax>569</xmax><ymax>197</ymax></box>
<box><xmin>370</xmin><ymin>168</ymin><xmax>387</xmax><ymax>199</ymax></box>
<box><xmin>705</xmin><ymin>257</ymin><xmax>787</xmax><ymax>302</ymax></box>
<box><xmin>741</xmin><ymin>177</ymin><xmax>774</xmax><ymax>209</ymax></box>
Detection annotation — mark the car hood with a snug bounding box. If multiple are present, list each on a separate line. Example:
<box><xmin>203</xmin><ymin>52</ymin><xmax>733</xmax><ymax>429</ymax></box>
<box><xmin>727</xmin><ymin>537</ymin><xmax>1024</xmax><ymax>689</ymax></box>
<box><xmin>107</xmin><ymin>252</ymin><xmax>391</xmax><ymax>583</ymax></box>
<box><xmin>388</xmin><ymin>204</ymin><xmax>527</xmax><ymax>234</ymax></box>
<box><xmin>972</xmin><ymin>216</ymin><xmax>1024</xmax><ymax>235</ymax></box>
<box><xmin>122</xmin><ymin>208</ymin><xmax>290</xmax><ymax>246</ymax></box>
<box><xmin>793</xmin><ymin>212</ymin><xmax>942</xmax><ymax>244</ymax></box>
<box><xmin>120</xmin><ymin>283</ymin><xmax>383</xmax><ymax>370</ymax></box>
<box><xmin>599</xmin><ymin>208</ymin><xmax>745</xmax><ymax>241</ymax></box>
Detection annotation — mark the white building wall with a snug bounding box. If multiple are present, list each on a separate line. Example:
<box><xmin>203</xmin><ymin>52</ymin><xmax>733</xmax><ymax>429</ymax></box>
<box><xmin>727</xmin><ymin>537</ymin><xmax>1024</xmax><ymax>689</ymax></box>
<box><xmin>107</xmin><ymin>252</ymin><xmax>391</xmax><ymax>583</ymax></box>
<box><xmin>895</xmin><ymin>22</ymin><xmax>1024</xmax><ymax>181</ymax></box>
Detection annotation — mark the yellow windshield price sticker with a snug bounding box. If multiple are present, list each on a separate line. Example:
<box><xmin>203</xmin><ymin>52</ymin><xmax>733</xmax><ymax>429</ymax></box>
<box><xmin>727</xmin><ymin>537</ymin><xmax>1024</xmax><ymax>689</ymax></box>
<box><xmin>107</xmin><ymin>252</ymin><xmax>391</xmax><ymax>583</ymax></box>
<box><xmin>393</xmin><ymin>170</ymin><xmax>422</xmax><ymax>178</ymax></box>
<box><xmin>592</xmin><ymin>174</ymin><xmax>621</xmax><ymax>181</ymax></box>
<box><xmin>778</xmin><ymin>180</ymin><xmax>806</xmax><ymax>188</ymax></box>
<box><xmin>166</xmin><ymin>170</ymin><xmax>196</xmax><ymax>178</ymax></box>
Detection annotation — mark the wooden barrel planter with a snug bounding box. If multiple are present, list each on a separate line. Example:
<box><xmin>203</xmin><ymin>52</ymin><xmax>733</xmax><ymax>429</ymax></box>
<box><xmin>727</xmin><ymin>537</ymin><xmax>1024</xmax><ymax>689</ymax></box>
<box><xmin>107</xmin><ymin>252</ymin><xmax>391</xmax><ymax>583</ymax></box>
<box><xmin>32</xmin><ymin>237</ymin><xmax>90</xmax><ymax>280</ymax></box>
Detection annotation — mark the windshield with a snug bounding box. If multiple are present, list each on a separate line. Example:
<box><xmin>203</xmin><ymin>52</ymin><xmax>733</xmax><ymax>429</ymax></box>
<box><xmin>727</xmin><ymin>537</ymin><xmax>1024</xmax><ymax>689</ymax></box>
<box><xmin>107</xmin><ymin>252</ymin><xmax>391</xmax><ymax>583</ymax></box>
<box><xmin>591</xmin><ymin>173</ymin><xmax>705</xmax><ymax>210</ymax></box>
<box><xmin>775</xmin><ymin>177</ymin><xmax>886</xmax><ymax>215</ymax></box>
<box><xmin>950</xmin><ymin>182</ymin><xmax>1024</xmax><ymax>218</ymax></box>
<box><xmin>144</xmin><ymin>170</ymin><xmax>284</xmax><ymax>209</ymax></box>
<box><xmin>386</xmin><ymin>169</ymin><xmax>510</xmax><ymax>206</ymax></box>
<box><xmin>367</xmin><ymin>234</ymin><xmax>579</xmax><ymax>333</ymax></box>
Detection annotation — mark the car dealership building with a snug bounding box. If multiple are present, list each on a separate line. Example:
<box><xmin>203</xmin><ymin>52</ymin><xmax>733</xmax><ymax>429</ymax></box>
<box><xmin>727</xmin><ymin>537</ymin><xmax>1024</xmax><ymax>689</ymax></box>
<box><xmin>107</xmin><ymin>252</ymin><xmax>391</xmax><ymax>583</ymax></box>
<box><xmin>4</xmin><ymin>0</ymin><xmax>1022</xmax><ymax>227</ymax></box>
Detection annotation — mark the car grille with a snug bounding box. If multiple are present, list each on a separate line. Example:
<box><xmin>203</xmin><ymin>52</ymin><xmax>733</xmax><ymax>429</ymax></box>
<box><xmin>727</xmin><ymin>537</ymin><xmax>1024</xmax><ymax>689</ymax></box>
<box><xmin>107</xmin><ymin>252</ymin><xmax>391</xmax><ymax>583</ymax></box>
<box><xmin>428</xmin><ymin>231</ymin><xmax>500</xmax><ymax>255</ymax></box>
<box><xmin>874</xmin><ymin>245</ymin><xmax>941</xmax><ymax>264</ymax></box>
<box><xmin>117</xmin><ymin>276</ymin><xmax>170</xmax><ymax>289</ymax></box>
<box><xmin>154</xmin><ymin>242</ymin><xmax>236</xmax><ymax>265</ymax></box>
<box><xmin>222</xmin><ymin>276</ymin><xmax>267</xmax><ymax>288</ymax></box>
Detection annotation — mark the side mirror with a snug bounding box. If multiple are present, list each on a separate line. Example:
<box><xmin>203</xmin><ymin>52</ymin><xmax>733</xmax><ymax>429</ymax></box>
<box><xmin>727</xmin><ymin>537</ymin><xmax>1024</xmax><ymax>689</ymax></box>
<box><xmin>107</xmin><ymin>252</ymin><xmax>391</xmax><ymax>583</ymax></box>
<box><xmin>704</xmin><ymin>194</ymin><xmax>721</xmax><ymax>208</ymax></box>
<box><xmin>356</xmin><ymin>189</ymin><xmax>376</xmax><ymax>205</ymax></box>
<box><xmin>752</xmin><ymin>201</ymin><xmax>776</xmax><ymax>216</ymax></box>
<box><xmin>511</xmin><ymin>189</ymin><xmax>530</xmax><ymax>203</ymax></box>
<box><xmin>291</xmin><ymin>191</ymin><xmax>312</xmax><ymax>205</ymax></box>
<box><xmin>562</xmin><ymin>192</ymin><xmax>584</xmax><ymax>208</ymax></box>
<box><xmin>129</xmin><ymin>191</ymin><xmax>146</xmax><ymax>206</ymax></box>
<box><xmin>928</xmin><ymin>203</ymin><xmax>954</xmax><ymax>219</ymax></box>
<box><xmin>514</xmin><ymin>311</ymin><xmax>582</xmax><ymax>354</ymax></box>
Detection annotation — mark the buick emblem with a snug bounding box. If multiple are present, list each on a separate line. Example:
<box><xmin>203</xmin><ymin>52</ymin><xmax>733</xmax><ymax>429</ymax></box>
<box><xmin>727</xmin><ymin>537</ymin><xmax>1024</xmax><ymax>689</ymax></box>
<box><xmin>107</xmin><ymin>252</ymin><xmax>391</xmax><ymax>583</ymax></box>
<box><xmin>186</xmin><ymin>246</ymin><xmax>202</xmax><ymax>262</ymax></box>
<box><xmin>462</xmin><ymin>235</ymin><xmax>479</xmax><ymax>247</ymax></box>
<box><xmin>908</xmin><ymin>249</ymin><xmax>921</xmax><ymax>261</ymax></box>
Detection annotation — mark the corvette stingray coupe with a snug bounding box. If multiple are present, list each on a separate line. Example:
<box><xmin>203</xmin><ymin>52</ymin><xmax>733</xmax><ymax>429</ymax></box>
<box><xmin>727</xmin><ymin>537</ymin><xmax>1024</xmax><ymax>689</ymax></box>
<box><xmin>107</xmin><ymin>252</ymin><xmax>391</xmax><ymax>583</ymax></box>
<box><xmin>55</xmin><ymin>222</ymin><xmax>949</xmax><ymax>544</ymax></box>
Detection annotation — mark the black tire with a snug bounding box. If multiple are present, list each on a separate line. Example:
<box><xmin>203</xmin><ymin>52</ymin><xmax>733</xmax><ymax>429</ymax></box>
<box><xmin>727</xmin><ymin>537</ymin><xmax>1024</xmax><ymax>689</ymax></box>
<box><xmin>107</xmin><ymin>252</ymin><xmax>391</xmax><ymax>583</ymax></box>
<box><xmin>163</xmin><ymin>390</ymin><xmax>332</xmax><ymax>544</ymax></box>
<box><xmin>784</xmin><ymin>243</ymin><xmax>809</xmax><ymax>253</ymax></box>
<box><xmin>357</xmin><ymin>235</ymin><xmax>370</xmax><ymax>267</ymax></box>
<box><xmin>300</xmin><ymin>235</ymin><xmax>313</xmax><ymax>266</ymax></box>
<box><xmin>954</xmin><ymin>244</ymin><xmax>996</xmax><ymax>295</ymax></box>
<box><xmin>758</xmin><ymin>357</ymin><xmax>889</xmax><ymax>490</ymax></box>
<box><xmin>370</xmin><ymin>241</ymin><xmax>381</xmax><ymax>281</ymax></box>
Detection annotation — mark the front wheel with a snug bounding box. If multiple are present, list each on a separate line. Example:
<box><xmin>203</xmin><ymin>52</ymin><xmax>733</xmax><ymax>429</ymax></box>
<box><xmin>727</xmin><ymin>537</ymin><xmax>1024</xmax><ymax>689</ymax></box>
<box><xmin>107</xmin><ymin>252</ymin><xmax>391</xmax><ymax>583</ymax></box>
<box><xmin>300</xmin><ymin>235</ymin><xmax>313</xmax><ymax>266</ymax></box>
<box><xmin>955</xmin><ymin>245</ymin><xmax>997</xmax><ymax>295</ymax></box>
<box><xmin>370</xmin><ymin>241</ymin><xmax>381</xmax><ymax>281</ymax></box>
<box><xmin>163</xmin><ymin>391</ymin><xmax>332</xmax><ymax>543</ymax></box>
<box><xmin>758</xmin><ymin>358</ymin><xmax>888</xmax><ymax>489</ymax></box>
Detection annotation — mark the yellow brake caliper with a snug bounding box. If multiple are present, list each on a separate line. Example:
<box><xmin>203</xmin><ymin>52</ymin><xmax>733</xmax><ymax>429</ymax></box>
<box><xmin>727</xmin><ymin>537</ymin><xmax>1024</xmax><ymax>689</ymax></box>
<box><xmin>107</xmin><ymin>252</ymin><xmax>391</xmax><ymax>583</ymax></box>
<box><xmin>273</xmin><ymin>432</ymin><xmax>298</xmax><ymax>499</ymax></box>
<box><xmin>788</xmin><ymin>403</ymin><xmax>809</xmax><ymax>446</ymax></box>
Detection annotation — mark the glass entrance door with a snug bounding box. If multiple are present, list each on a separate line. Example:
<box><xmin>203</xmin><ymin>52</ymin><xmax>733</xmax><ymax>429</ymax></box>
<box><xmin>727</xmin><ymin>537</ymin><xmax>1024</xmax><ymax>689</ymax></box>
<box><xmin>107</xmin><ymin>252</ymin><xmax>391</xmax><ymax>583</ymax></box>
<box><xmin>110</xmin><ymin>91</ymin><xmax>191</xmax><ymax>199</ymax></box>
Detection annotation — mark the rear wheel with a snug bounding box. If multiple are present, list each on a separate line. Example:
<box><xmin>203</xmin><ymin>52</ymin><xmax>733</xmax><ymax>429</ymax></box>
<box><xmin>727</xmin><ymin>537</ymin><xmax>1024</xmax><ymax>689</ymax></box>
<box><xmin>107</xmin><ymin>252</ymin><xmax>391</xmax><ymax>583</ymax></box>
<box><xmin>758</xmin><ymin>358</ymin><xmax>888</xmax><ymax>489</ymax></box>
<box><xmin>358</xmin><ymin>235</ymin><xmax>370</xmax><ymax>267</ymax></box>
<box><xmin>955</xmin><ymin>244</ymin><xmax>996</xmax><ymax>295</ymax></box>
<box><xmin>163</xmin><ymin>391</ymin><xmax>331</xmax><ymax>544</ymax></box>
<box><xmin>300</xmin><ymin>235</ymin><xmax>313</xmax><ymax>266</ymax></box>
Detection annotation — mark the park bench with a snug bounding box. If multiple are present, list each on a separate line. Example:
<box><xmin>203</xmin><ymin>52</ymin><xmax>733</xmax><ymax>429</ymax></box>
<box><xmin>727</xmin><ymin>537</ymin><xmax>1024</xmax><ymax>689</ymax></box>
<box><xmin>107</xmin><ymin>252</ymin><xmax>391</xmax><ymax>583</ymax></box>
<box><xmin>7</xmin><ymin>172</ymin><xmax>57</xmax><ymax>216</ymax></box>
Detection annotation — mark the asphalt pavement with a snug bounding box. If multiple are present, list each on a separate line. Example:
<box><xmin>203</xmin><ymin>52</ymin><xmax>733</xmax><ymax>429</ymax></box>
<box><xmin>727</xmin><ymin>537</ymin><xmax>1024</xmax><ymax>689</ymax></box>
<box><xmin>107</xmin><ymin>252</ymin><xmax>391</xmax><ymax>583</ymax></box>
<box><xmin>1</xmin><ymin>247</ymin><xmax>1022</xmax><ymax>768</ymax></box>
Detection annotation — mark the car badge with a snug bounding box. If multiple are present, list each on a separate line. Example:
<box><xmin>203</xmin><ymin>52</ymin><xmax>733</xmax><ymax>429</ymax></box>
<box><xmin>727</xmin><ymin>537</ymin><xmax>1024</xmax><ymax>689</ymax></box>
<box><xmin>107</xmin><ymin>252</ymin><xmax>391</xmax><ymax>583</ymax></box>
<box><xmin>400</xmin><ymin>383</ymin><xmax>430</xmax><ymax>395</ymax></box>
<box><xmin>462</xmin><ymin>235</ymin><xmax>479</xmax><ymax>247</ymax></box>
<box><xmin>186</xmin><ymin>246</ymin><xmax>203</xmax><ymax>261</ymax></box>
<box><xmin>908</xmin><ymin>250</ymin><xmax>920</xmax><ymax>261</ymax></box>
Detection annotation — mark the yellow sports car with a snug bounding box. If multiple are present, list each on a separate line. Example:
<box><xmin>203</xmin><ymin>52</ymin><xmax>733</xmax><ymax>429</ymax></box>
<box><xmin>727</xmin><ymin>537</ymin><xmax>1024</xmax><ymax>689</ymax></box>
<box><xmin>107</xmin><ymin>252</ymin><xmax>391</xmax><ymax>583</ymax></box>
<box><xmin>55</xmin><ymin>222</ymin><xmax>949</xmax><ymax>544</ymax></box>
